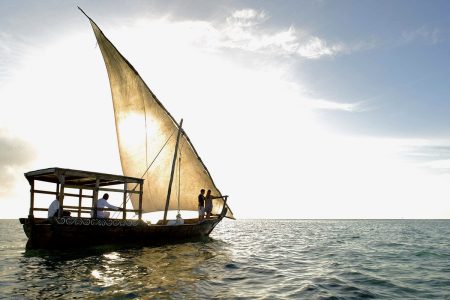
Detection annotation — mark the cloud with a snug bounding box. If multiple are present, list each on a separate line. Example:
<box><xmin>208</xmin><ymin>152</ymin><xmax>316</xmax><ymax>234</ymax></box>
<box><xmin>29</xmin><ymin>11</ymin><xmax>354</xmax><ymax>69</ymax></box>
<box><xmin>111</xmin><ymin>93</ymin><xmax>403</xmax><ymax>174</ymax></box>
<box><xmin>304</xmin><ymin>98</ymin><xmax>364</xmax><ymax>111</ymax></box>
<box><xmin>396</xmin><ymin>142</ymin><xmax>450</xmax><ymax>175</ymax></box>
<box><xmin>401</xmin><ymin>26</ymin><xmax>441</xmax><ymax>45</ymax></box>
<box><xmin>297</xmin><ymin>37</ymin><xmax>344</xmax><ymax>59</ymax></box>
<box><xmin>0</xmin><ymin>32</ymin><xmax>34</xmax><ymax>82</ymax></box>
<box><xmin>214</xmin><ymin>9</ymin><xmax>351</xmax><ymax>59</ymax></box>
<box><xmin>227</xmin><ymin>8</ymin><xmax>268</xmax><ymax>27</ymax></box>
<box><xmin>421</xmin><ymin>159</ymin><xmax>450</xmax><ymax>169</ymax></box>
<box><xmin>0</xmin><ymin>130</ymin><xmax>34</xmax><ymax>195</ymax></box>
<box><xmin>104</xmin><ymin>14</ymin><xmax>362</xmax><ymax>114</ymax></box>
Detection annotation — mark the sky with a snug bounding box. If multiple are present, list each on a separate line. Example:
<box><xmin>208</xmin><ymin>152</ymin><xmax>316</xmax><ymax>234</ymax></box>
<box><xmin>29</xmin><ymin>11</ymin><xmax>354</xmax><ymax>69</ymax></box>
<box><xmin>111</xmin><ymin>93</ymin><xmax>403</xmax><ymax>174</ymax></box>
<box><xmin>1</xmin><ymin>0</ymin><xmax>450</xmax><ymax>219</ymax></box>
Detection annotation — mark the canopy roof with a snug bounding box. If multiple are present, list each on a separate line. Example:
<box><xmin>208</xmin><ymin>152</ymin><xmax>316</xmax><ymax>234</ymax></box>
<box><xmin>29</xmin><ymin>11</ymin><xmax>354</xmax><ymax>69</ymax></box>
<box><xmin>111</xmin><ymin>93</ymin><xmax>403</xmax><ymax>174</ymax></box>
<box><xmin>24</xmin><ymin>168</ymin><xmax>144</xmax><ymax>187</ymax></box>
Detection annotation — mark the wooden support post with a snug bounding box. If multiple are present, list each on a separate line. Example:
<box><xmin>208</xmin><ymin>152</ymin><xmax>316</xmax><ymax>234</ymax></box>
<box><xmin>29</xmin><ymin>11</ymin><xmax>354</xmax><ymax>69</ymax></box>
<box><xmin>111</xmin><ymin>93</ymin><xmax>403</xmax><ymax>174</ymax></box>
<box><xmin>78</xmin><ymin>188</ymin><xmax>82</xmax><ymax>217</ymax></box>
<box><xmin>92</xmin><ymin>179</ymin><xmax>100</xmax><ymax>218</ymax></box>
<box><xmin>138</xmin><ymin>182</ymin><xmax>143</xmax><ymax>220</ymax></box>
<box><xmin>163</xmin><ymin>119</ymin><xmax>183</xmax><ymax>222</ymax></box>
<box><xmin>122</xmin><ymin>181</ymin><xmax>127</xmax><ymax>220</ymax></box>
<box><xmin>58</xmin><ymin>176</ymin><xmax>65</xmax><ymax>218</ymax></box>
<box><xmin>28</xmin><ymin>180</ymin><xmax>35</xmax><ymax>218</ymax></box>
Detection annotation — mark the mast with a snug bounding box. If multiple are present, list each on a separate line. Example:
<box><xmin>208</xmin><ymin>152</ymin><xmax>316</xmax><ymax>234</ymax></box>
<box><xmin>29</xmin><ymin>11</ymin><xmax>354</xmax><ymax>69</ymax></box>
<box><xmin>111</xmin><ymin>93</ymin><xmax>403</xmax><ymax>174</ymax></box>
<box><xmin>163</xmin><ymin>119</ymin><xmax>183</xmax><ymax>222</ymax></box>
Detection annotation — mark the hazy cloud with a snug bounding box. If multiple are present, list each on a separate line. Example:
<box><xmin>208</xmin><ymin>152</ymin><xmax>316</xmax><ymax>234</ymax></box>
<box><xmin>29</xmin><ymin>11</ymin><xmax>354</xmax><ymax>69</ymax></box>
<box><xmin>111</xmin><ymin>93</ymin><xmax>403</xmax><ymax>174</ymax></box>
<box><xmin>0</xmin><ymin>32</ymin><xmax>35</xmax><ymax>82</ymax></box>
<box><xmin>398</xmin><ymin>143</ymin><xmax>450</xmax><ymax>175</ymax></box>
<box><xmin>305</xmin><ymin>98</ymin><xmax>364</xmax><ymax>112</ymax></box>
<box><xmin>0</xmin><ymin>130</ymin><xmax>34</xmax><ymax>195</ymax></box>
<box><xmin>401</xmin><ymin>26</ymin><xmax>441</xmax><ymax>45</ymax></box>
<box><xmin>297</xmin><ymin>37</ymin><xmax>344</xmax><ymax>59</ymax></box>
<box><xmin>227</xmin><ymin>9</ymin><xmax>268</xmax><ymax>27</ymax></box>
<box><xmin>216</xmin><ymin>9</ymin><xmax>349</xmax><ymax>59</ymax></box>
<box><xmin>421</xmin><ymin>159</ymin><xmax>450</xmax><ymax>169</ymax></box>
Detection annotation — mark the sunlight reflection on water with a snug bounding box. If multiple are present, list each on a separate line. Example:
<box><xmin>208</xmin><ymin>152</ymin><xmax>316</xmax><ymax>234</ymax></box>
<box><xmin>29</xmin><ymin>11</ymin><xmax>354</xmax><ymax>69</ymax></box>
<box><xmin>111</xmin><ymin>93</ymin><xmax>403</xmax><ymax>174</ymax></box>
<box><xmin>1</xmin><ymin>219</ymin><xmax>450</xmax><ymax>299</ymax></box>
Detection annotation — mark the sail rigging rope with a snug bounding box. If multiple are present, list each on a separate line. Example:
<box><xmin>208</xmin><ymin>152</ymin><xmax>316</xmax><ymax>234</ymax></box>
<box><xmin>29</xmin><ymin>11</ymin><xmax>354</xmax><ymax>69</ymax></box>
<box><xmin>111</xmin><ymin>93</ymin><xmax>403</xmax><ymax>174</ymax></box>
<box><xmin>111</xmin><ymin>128</ymin><xmax>176</xmax><ymax>218</ymax></box>
<box><xmin>177</xmin><ymin>156</ymin><xmax>181</xmax><ymax>214</ymax></box>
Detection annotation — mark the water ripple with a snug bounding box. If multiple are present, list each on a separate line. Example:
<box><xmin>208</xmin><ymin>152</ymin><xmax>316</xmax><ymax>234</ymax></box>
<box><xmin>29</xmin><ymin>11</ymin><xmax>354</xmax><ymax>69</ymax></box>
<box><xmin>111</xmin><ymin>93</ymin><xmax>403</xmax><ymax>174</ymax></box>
<box><xmin>1</xmin><ymin>219</ymin><xmax>450</xmax><ymax>299</ymax></box>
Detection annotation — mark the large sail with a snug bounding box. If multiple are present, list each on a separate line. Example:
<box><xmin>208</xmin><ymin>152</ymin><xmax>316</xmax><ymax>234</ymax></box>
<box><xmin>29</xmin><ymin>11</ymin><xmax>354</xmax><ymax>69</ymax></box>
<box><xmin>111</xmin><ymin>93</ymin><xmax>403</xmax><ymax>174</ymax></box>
<box><xmin>82</xmin><ymin>11</ymin><xmax>233</xmax><ymax>218</ymax></box>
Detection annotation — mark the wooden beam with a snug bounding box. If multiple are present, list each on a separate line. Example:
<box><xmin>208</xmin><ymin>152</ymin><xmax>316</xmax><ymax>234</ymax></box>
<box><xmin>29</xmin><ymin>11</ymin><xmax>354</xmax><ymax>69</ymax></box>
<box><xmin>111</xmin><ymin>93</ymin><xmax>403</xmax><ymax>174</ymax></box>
<box><xmin>98</xmin><ymin>187</ymin><xmax>141</xmax><ymax>194</ymax></box>
<box><xmin>92</xmin><ymin>179</ymin><xmax>99</xmax><ymax>218</ymax></box>
<box><xmin>33</xmin><ymin>190</ymin><xmax>57</xmax><ymax>196</ymax></box>
<box><xmin>138</xmin><ymin>182</ymin><xmax>143</xmax><ymax>220</ymax></box>
<box><xmin>78</xmin><ymin>189</ymin><xmax>82</xmax><ymax>217</ymax></box>
<box><xmin>33</xmin><ymin>189</ymin><xmax>93</xmax><ymax>198</ymax></box>
<box><xmin>163</xmin><ymin>118</ymin><xmax>183</xmax><ymax>222</ymax></box>
<box><xmin>57</xmin><ymin>205</ymin><xmax>139</xmax><ymax>212</ymax></box>
<box><xmin>63</xmin><ymin>184</ymin><xmax>141</xmax><ymax>194</ymax></box>
<box><xmin>33</xmin><ymin>207</ymin><xmax>140</xmax><ymax>213</ymax></box>
<box><xmin>28</xmin><ymin>179</ymin><xmax>35</xmax><ymax>217</ymax></box>
<box><xmin>58</xmin><ymin>175</ymin><xmax>65</xmax><ymax>218</ymax></box>
<box><xmin>123</xmin><ymin>181</ymin><xmax>127</xmax><ymax>220</ymax></box>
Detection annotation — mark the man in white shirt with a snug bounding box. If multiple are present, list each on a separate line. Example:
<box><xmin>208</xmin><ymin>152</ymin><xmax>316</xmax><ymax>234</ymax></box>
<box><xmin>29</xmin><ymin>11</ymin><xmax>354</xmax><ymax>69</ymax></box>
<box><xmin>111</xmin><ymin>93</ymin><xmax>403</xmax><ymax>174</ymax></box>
<box><xmin>93</xmin><ymin>193</ymin><xmax>121</xmax><ymax>218</ymax></box>
<box><xmin>48</xmin><ymin>198</ymin><xmax>71</xmax><ymax>218</ymax></box>
<box><xmin>48</xmin><ymin>199</ymin><xmax>60</xmax><ymax>218</ymax></box>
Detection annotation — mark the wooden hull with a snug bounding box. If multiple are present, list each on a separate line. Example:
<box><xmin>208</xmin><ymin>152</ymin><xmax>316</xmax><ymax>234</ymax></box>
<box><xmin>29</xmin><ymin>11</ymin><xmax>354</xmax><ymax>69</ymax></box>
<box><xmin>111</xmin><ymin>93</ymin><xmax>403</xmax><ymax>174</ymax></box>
<box><xmin>19</xmin><ymin>217</ymin><xmax>222</xmax><ymax>249</ymax></box>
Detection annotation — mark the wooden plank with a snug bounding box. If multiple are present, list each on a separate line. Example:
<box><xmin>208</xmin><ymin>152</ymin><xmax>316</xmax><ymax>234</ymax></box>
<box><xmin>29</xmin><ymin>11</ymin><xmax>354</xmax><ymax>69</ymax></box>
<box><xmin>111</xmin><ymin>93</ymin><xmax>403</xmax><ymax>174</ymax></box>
<box><xmin>34</xmin><ymin>190</ymin><xmax>57</xmax><ymax>195</ymax></box>
<box><xmin>29</xmin><ymin>180</ymin><xmax>35</xmax><ymax>217</ymax></box>
<box><xmin>32</xmin><ymin>208</ymin><xmax>49</xmax><ymax>212</ymax></box>
<box><xmin>92</xmin><ymin>179</ymin><xmax>99</xmax><ymax>218</ymax></box>
<box><xmin>163</xmin><ymin>119</ymin><xmax>183</xmax><ymax>222</ymax></box>
<box><xmin>65</xmin><ymin>184</ymin><xmax>95</xmax><ymax>190</ymax></box>
<box><xmin>33</xmin><ymin>189</ymin><xmax>93</xmax><ymax>198</ymax></box>
<box><xmin>25</xmin><ymin>167</ymin><xmax>145</xmax><ymax>186</ymax></box>
<box><xmin>98</xmin><ymin>187</ymin><xmax>142</xmax><ymax>194</ymax></box>
<box><xmin>58</xmin><ymin>176</ymin><xmax>65</xmax><ymax>218</ymax></box>
<box><xmin>65</xmin><ymin>192</ymin><xmax>93</xmax><ymax>198</ymax></box>
<box><xmin>123</xmin><ymin>181</ymin><xmax>127</xmax><ymax>220</ymax></box>
<box><xmin>64</xmin><ymin>184</ymin><xmax>140</xmax><ymax>194</ymax></box>
<box><xmin>78</xmin><ymin>189</ymin><xmax>82</xmax><ymax>217</ymax></box>
<box><xmin>138</xmin><ymin>182</ymin><xmax>143</xmax><ymax>220</ymax></box>
<box><xmin>32</xmin><ymin>207</ymin><xmax>139</xmax><ymax>213</ymax></box>
<box><xmin>60</xmin><ymin>205</ymin><xmax>139</xmax><ymax>212</ymax></box>
<box><xmin>64</xmin><ymin>169</ymin><xmax>143</xmax><ymax>183</ymax></box>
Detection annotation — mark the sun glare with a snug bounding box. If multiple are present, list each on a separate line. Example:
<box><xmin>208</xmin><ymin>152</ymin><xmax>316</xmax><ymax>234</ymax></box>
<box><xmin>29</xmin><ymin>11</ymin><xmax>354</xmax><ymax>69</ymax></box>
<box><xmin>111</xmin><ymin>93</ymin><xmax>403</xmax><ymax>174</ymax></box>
<box><xmin>1</xmin><ymin>14</ymin><xmax>450</xmax><ymax>219</ymax></box>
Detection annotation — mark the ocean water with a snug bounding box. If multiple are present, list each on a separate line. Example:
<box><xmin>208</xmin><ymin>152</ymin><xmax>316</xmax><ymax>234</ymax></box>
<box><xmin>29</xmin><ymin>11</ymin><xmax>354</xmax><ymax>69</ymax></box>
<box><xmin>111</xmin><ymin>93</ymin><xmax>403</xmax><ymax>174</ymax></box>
<box><xmin>1</xmin><ymin>219</ymin><xmax>449</xmax><ymax>299</ymax></box>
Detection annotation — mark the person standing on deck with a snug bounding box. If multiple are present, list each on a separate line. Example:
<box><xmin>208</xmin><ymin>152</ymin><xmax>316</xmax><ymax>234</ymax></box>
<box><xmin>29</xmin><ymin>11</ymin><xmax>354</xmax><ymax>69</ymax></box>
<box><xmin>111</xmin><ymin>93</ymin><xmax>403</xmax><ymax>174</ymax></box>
<box><xmin>198</xmin><ymin>189</ymin><xmax>206</xmax><ymax>221</ymax></box>
<box><xmin>205</xmin><ymin>189</ymin><xmax>221</xmax><ymax>219</ymax></box>
<box><xmin>93</xmin><ymin>193</ymin><xmax>121</xmax><ymax>218</ymax></box>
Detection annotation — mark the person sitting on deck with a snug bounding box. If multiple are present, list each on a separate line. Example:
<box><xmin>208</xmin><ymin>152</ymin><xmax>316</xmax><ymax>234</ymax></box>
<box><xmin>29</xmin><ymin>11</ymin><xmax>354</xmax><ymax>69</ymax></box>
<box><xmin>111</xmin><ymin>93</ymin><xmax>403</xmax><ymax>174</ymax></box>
<box><xmin>48</xmin><ymin>198</ymin><xmax>71</xmax><ymax>218</ymax></box>
<box><xmin>93</xmin><ymin>193</ymin><xmax>121</xmax><ymax>218</ymax></box>
<box><xmin>198</xmin><ymin>189</ymin><xmax>206</xmax><ymax>221</ymax></box>
<box><xmin>205</xmin><ymin>189</ymin><xmax>221</xmax><ymax>219</ymax></box>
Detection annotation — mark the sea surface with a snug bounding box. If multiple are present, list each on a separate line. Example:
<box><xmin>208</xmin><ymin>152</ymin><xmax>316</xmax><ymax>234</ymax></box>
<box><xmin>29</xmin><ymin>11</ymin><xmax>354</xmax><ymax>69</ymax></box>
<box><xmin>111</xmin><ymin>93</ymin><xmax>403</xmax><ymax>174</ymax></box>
<box><xmin>1</xmin><ymin>219</ymin><xmax>449</xmax><ymax>299</ymax></box>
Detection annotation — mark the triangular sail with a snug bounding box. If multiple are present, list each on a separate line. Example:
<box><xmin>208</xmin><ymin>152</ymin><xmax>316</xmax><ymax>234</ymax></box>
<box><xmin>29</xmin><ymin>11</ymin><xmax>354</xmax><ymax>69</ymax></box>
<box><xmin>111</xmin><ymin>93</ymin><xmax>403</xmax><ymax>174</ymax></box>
<box><xmin>83</xmin><ymin>11</ymin><xmax>233</xmax><ymax>218</ymax></box>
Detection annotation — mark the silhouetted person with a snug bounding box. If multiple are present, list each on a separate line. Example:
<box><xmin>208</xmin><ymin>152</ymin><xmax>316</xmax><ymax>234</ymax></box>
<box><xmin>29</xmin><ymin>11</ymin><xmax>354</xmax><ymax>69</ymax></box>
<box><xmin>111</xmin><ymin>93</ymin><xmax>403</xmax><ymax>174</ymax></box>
<box><xmin>205</xmin><ymin>189</ymin><xmax>221</xmax><ymax>219</ymax></box>
<box><xmin>198</xmin><ymin>189</ymin><xmax>206</xmax><ymax>221</ymax></box>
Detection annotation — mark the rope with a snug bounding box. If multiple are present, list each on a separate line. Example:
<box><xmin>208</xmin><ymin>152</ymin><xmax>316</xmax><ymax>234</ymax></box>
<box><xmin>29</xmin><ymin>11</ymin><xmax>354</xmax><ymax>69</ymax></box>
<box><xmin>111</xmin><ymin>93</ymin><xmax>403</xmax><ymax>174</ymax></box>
<box><xmin>110</xmin><ymin>129</ymin><xmax>176</xmax><ymax>218</ymax></box>
<box><xmin>177</xmin><ymin>156</ymin><xmax>181</xmax><ymax>214</ymax></box>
